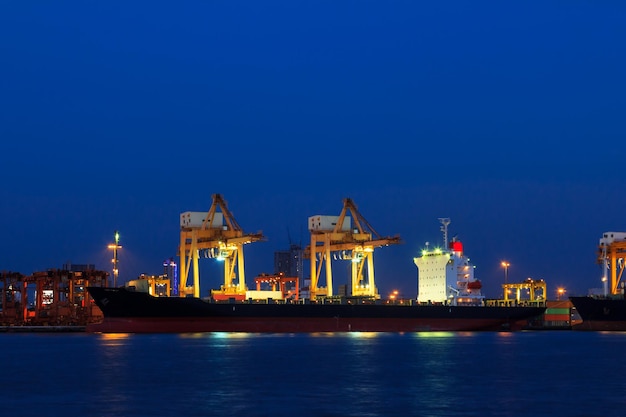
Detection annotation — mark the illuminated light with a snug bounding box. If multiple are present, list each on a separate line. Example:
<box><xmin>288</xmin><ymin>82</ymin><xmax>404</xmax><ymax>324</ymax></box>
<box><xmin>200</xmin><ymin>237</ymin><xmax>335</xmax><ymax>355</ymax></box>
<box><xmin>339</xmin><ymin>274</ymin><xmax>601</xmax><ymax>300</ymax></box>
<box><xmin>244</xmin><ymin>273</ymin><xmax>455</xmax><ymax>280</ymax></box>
<box><xmin>100</xmin><ymin>333</ymin><xmax>130</xmax><ymax>340</ymax></box>
<box><xmin>216</xmin><ymin>249</ymin><xmax>230</xmax><ymax>261</ymax></box>
<box><xmin>210</xmin><ymin>332</ymin><xmax>251</xmax><ymax>339</ymax></box>
<box><xmin>414</xmin><ymin>332</ymin><xmax>455</xmax><ymax>338</ymax></box>
<box><xmin>349</xmin><ymin>332</ymin><xmax>378</xmax><ymax>338</ymax></box>
<box><xmin>42</xmin><ymin>290</ymin><xmax>54</xmax><ymax>305</ymax></box>
<box><xmin>501</xmin><ymin>261</ymin><xmax>510</xmax><ymax>286</ymax></box>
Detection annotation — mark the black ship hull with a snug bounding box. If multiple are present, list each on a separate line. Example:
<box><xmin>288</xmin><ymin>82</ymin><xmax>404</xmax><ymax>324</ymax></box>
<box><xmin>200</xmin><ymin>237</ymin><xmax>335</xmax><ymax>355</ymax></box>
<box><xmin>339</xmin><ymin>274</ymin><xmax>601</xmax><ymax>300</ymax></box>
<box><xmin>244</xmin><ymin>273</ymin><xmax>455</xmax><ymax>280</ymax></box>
<box><xmin>570</xmin><ymin>296</ymin><xmax>626</xmax><ymax>331</ymax></box>
<box><xmin>86</xmin><ymin>287</ymin><xmax>545</xmax><ymax>333</ymax></box>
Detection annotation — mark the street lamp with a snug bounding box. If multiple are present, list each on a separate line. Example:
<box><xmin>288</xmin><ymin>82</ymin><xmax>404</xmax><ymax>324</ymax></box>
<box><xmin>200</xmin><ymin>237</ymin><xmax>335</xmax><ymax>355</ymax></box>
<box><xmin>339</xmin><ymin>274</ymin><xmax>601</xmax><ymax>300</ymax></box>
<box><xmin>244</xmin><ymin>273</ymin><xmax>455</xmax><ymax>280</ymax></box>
<box><xmin>501</xmin><ymin>261</ymin><xmax>510</xmax><ymax>285</ymax></box>
<box><xmin>557</xmin><ymin>287</ymin><xmax>566</xmax><ymax>301</ymax></box>
<box><xmin>107</xmin><ymin>230</ymin><xmax>122</xmax><ymax>287</ymax></box>
<box><xmin>501</xmin><ymin>261</ymin><xmax>510</xmax><ymax>301</ymax></box>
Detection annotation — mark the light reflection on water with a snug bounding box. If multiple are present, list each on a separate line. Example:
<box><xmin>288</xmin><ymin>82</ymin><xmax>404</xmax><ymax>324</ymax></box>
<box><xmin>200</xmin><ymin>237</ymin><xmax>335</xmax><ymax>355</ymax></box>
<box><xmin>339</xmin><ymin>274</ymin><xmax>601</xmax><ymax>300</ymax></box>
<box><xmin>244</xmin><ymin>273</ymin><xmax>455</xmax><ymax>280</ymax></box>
<box><xmin>1</xmin><ymin>332</ymin><xmax>626</xmax><ymax>416</ymax></box>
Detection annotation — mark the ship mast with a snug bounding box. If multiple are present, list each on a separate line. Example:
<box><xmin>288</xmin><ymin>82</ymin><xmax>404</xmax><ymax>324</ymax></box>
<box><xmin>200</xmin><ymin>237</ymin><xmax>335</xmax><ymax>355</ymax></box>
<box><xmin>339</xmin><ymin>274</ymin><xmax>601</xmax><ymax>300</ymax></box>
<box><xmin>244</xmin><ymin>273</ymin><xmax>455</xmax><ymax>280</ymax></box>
<box><xmin>439</xmin><ymin>218</ymin><xmax>451</xmax><ymax>249</ymax></box>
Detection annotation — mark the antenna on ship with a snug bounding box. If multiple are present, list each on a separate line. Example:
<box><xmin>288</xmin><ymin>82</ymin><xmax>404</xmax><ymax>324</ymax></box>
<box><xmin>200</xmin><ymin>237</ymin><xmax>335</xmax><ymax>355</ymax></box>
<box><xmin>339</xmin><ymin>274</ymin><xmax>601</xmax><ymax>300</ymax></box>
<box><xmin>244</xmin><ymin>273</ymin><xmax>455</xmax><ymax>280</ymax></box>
<box><xmin>439</xmin><ymin>218</ymin><xmax>451</xmax><ymax>249</ymax></box>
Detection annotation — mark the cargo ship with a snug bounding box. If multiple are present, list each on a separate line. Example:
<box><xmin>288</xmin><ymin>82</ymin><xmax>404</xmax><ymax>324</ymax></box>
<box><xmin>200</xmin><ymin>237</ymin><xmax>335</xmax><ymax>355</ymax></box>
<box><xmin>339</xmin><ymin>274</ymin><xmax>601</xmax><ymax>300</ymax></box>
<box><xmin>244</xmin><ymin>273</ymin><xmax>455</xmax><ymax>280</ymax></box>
<box><xmin>86</xmin><ymin>286</ymin><xmax>544</xmax><ymax>333</ymax></box>
<box><xmin>86</xmin><ymin>218</ymin><xmax>545</xmax><ymax>333</ymax></box>
<box><xmin>570</xmin><ymin>231</ymin><xmax>626</xmax><ymax>331</ymax></box>
<box><xmin>569</xmin><ymin>295</ymin><xmax>626</xmax><ymax>331</ymax></box>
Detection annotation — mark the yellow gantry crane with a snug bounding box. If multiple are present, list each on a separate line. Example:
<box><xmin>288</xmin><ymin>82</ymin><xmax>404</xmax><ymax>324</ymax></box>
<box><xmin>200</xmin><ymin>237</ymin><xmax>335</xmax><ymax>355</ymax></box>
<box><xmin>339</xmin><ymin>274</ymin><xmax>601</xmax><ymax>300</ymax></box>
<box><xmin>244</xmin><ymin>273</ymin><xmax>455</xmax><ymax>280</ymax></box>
<box><xmin>179</xmin><ymin>194</ymin><xmax>264</xmax><ymax>298</ymax></box>
<box><xmin>598</xmin><ymin>232</ymin><xmax>626</xmax><ymax>295</ymax></box>
<box><xmin>305</xmin><ymin>198</ymin><xmax>401</xmax><ymax>299</ymax></box>
<box><xmin>503</xmin><ymin>278</ymin><xmax>546</xmax><ymax>303</ymax></box>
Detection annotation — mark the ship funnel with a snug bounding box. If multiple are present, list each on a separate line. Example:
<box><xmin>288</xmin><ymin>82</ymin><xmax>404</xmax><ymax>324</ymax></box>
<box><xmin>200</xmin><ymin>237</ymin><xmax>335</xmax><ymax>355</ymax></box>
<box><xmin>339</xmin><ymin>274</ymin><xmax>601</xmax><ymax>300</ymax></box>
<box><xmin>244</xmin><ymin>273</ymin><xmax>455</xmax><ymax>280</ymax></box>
<box><xmin>449</xmin><ymin>239</ymin><xmax>463</xmax><ymax>254</ymax></box>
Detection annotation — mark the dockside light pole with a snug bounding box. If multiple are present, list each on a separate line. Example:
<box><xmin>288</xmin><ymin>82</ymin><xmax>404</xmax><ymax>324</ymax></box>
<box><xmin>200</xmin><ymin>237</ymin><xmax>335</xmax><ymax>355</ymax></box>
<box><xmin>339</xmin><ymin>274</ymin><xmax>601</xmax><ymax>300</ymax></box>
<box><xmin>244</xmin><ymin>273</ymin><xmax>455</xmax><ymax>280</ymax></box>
<box><xmin>501</xmin><ymin>261</ymin><xmax>510</xmax><ymax>300</ymax></box>
<box><xmin>108</xmin><ymin>231</ymin><xmax>122</xmax><ymax>287</ymax></box>
<box><xmin>501</xmin><ymin>261</ymin><xmax>510</xmax><ymax>285</ymax></box>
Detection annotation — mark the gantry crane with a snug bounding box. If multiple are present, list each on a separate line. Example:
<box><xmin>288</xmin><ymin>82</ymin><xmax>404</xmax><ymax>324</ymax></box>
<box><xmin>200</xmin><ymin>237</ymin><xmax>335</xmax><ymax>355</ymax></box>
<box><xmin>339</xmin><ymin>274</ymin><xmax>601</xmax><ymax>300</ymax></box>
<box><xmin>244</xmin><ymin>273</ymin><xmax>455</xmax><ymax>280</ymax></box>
<box><xmin>179</xmin><ymin>194</ymin><xmax>264</xmax><ymax>299</ymax></box>
<box><xmin>503</xmin><ymin>278</ymin><xmax>547</xmax><ymax>304</ymax></box>
<box><xmin>598</xmin><ymin>232</ymin><xmax>626</xmax><ymax>295</ymax></box>
<box><xmin>305</xmin><ymin>198</ymin><xmax>401</xmax><ymax>299</ymax></box>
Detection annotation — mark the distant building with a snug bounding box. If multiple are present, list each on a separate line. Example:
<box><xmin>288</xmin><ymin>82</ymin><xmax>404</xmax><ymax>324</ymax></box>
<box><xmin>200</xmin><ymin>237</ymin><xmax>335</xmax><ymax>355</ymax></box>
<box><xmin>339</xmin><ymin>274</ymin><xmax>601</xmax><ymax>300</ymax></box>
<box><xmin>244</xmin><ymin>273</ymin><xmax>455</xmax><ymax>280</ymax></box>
<box><xmin>163</xmin><ymin>258</ymin><xmax>178</xmax><ymax>296</ymax></box>
<box><xmin>274</xmin><ymin>244</ymin><xmax>303</xmax><ymax>280</ymax></box>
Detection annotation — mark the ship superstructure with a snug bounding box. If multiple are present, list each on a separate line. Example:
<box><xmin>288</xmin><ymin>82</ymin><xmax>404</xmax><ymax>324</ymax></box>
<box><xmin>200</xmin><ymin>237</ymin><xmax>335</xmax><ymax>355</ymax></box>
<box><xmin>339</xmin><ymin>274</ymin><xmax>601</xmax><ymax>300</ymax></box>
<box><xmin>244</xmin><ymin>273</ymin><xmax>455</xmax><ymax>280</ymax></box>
<box><xmin>414</xmin><ymin>218</ymin><xmax>484</xmax><ymax>306</ymax></box>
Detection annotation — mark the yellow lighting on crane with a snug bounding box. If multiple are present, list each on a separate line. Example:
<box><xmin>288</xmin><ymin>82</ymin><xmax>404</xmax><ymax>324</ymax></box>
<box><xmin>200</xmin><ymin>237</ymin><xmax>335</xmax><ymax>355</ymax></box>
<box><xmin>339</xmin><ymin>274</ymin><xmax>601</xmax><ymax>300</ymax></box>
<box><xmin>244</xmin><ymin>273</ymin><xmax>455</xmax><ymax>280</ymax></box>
<box><xmin>306</xmin><ymin>198</ymin><xmax>401</xmax><ymax>300</ymax></box>
<box><xmin>178</xmin><ymin>194</ymin><xmax>265</xmax><ymax>298</ymax></box>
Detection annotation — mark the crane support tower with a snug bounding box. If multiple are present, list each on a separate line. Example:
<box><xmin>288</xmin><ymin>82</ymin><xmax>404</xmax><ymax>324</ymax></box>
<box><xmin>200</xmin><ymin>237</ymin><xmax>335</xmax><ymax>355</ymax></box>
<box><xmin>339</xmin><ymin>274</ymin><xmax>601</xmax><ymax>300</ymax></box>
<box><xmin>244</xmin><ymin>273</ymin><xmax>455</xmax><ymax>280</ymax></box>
<box><xmin>305</xmin><ymin>198</ymin><xmax>401</xmax><ymax>300</ymax></box>
<box><xmin>598</xmin><ymin>232</ymin><xmax>626</xmax><ymax>295</ymax></box>
<box><xmin>179</xmin><ymin>194</ymin><xmax>264</xmax><ymax>299</ymax></box>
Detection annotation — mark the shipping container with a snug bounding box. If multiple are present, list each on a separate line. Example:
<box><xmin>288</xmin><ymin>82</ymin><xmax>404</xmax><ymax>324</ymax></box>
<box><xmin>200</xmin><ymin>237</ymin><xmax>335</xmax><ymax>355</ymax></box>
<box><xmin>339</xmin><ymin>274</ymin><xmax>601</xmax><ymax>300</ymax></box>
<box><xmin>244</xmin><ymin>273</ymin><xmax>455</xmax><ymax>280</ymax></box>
<box><xmin>545</xmin><ymin>308</ymin><xmax>570</xmax><ymax>315</ymax></box>
<box><xmin>543</xmin><ymin>314</ymin><xmax>570</xmax><ymax>322</ymax></box>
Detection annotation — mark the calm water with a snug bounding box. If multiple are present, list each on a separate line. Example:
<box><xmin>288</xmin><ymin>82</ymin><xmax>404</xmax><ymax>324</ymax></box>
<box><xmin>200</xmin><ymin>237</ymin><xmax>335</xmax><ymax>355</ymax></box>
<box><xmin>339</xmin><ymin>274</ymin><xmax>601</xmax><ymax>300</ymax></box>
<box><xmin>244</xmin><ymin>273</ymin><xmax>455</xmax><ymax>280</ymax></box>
<box><xmin>0</xmin><ymin>331</ymin><xmax>624</xmax><ymax>417</ymax></box>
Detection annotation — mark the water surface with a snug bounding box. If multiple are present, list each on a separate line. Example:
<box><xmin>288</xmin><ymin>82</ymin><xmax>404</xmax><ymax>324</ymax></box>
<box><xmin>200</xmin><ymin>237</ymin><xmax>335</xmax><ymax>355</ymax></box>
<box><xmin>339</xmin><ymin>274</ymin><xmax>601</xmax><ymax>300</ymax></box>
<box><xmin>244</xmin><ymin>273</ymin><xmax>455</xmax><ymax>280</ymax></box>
<box><xmin>0</xmin><ymin>331</ymin><xmax>623</xmax><ymax>417</ymax></box>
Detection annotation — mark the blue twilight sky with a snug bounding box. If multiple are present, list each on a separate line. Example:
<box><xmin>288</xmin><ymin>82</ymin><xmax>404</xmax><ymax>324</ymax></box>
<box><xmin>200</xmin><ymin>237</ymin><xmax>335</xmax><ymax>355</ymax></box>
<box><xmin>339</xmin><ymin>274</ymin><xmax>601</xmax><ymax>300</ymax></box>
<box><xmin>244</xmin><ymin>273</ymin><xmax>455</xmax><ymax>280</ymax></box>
<box><xmin>1</xmin><ymin>1</ymin><xmax>625</xmax><ymax>299</ymax></box>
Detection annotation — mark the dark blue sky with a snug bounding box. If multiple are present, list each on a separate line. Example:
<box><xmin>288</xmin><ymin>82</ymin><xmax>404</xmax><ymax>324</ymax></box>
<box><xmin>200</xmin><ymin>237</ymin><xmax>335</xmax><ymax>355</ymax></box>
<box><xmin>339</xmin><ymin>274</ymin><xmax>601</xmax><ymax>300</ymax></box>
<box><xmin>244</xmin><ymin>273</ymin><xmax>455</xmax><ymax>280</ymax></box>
<box><xmin>1</xmin><ymin>1</ymin><xmax>625</xmax><ymax>299</ymax></box>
